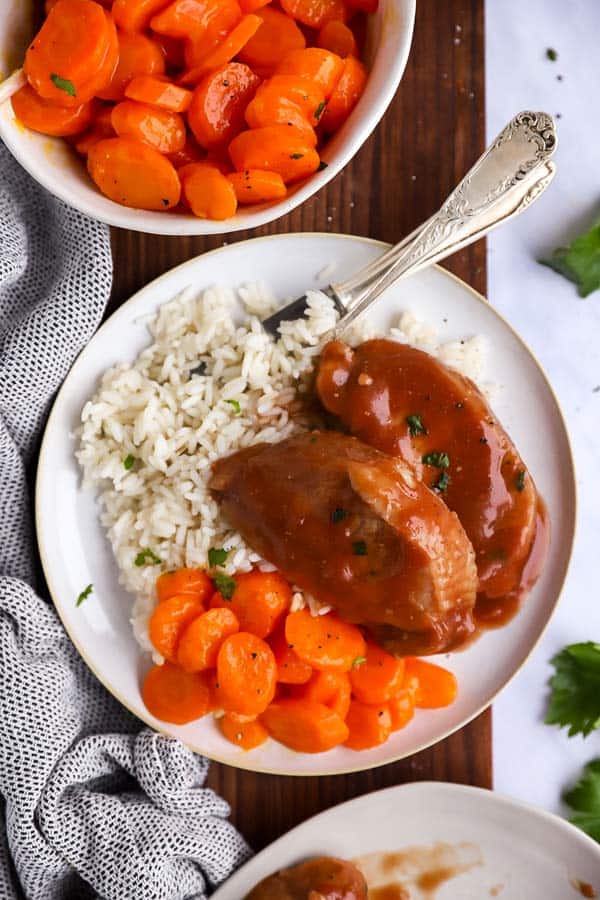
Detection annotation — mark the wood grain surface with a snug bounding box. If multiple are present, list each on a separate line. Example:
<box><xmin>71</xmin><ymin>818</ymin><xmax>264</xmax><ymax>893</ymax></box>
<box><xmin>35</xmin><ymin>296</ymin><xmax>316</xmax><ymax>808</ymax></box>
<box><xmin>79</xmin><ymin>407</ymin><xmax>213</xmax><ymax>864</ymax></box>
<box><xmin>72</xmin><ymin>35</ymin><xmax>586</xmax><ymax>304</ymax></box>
<box><xmin>109</xmin><ymin>0</ymin><xmax>490</xmax><ymax>852</ymax></box>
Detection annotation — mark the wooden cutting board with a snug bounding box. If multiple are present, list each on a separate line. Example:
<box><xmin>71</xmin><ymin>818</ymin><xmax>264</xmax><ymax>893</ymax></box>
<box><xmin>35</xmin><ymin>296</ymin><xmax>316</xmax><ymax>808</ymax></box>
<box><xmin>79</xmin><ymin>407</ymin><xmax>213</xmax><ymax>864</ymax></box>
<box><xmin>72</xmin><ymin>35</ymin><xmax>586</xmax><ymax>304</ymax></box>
<box><xmin>109</xmin><ymin>0</ymin><xmax>490</xmax><ymax>851</ymax></box>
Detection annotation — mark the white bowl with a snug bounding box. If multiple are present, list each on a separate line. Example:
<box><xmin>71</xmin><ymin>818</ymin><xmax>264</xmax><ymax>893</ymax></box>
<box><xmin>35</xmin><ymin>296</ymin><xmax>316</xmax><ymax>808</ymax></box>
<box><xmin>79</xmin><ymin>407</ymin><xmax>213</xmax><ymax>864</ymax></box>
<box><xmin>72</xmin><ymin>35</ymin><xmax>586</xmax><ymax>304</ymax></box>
<box><xmin>0</xmin><ymin>0</ymin><xmax>415</xmax><ymax>235</ymax></box>
<box><xmin>36</xmin><ymin>233</ymin><xmax>575</xmax><ymax>776</ymax></box>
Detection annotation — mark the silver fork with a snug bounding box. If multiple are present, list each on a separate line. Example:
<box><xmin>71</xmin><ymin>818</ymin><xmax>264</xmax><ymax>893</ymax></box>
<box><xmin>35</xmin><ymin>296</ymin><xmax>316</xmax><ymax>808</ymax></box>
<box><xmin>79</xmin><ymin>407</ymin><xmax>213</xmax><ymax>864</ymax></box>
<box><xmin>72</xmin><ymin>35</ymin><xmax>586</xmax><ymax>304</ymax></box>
<box><xmin>262</xmin><ymin>110</ymin><xmax>557</xmax><ymax>338</ymax></box>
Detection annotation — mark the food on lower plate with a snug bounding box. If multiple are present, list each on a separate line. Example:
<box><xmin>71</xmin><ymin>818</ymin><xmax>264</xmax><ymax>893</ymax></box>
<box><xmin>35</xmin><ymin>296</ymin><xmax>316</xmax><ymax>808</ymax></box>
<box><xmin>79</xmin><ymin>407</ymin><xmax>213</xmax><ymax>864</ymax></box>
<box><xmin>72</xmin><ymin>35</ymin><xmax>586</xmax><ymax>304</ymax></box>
<box><xmin>12</xmin><ymin>0</ymin><xmax>373</xmax><ymax>219</ymax></box>
<box><xmin>244</xmin><ymin>856</ymin><xmax>368</xmax><ymax>899</ymax></box>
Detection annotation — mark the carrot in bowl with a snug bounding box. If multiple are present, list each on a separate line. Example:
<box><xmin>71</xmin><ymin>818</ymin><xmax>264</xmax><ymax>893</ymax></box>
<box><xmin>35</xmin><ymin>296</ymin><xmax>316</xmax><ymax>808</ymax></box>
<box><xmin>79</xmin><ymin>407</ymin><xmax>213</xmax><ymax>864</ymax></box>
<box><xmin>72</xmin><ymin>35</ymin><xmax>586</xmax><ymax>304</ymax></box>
<box><xmin>280</xmin><ymin>0</ymin><xmax>347</xmax><ymax>30</ymax></box>
<box><xmin>149</xmin><ymin>592</ymin><xmax>205</xmax><ymax>661</ymax></box>
<box><xmin>216</xmin><ymin>631</ymin><xmax>276</xmax><ymax>715</ymax></box>
<box><xmin>11</xmin><ymin>85</ymin><xmax>97</xmax><ymax>137</ymax></box>
<box><xmin>187</xmin><ymin>62</ymin><xmax>260</xmax><ymax>148</ymax></box>
<box><xmin>317</xmin><ymin>20</ymin><xmax>357</xmax><ymax>58</ymax></box>
<box><xmin>284</xmin><ymin>608</ymin><xmax>366</xmax><ymax>672</ymax></box>
<box><xmin>228</xmin><ymin>124</ymin><xmax>320</xmax><ymax>183</ymax></box>
<box><xmin>179</xmin><ymin>14</ymin><xmax>263</xmax><ymax>84</ymax></box>
<box><xmin>261</xmin><ymin>698</ymin><xmax>349</xmax><ymax>752</ymax></box>
<box><xmin>111</xmin><ymin>100</ymin><xmax>187</xmax><ymax>153</ymax></box>
<box><xmin>177</xmin><ymin>607</ymin><xmax>239</xmax><ymax>672</ymax></box>
<box><xmin>125</xmin><ymin>76</ymin><xmax>193</xmax><ymax>113</ymax></box>
<box><xmin>112</xmin><ymin>0</ymin><xmax>172</xmax><ymax>32</ymax></box>
<box><xmin>98</xmin><ymin>30</ymin><xmax>167</xmax><ymax>102</ymax></box>
<box><xmin>179</xmin><ymin>164</ymin><xmax>239</xmax><ymax>219</ymax></box>
<box><xmin>227</xmin><ymin>170</ymin><xmax>287</xmax><ymax>204</ymax></box>
<box><xmin>142</xmin><ymin>662</ymin><xmax>214</xmax><ymax>724</ymax></box>
<box><xmin>87</xmin><ymin>136</ymin><xmax>182</xmax><ymax>209</ymax></box>
<box><xmin>276</xmin><ymin>47</ymin><xmax>344</xmax><ymax>98</ymax></box>
<box><xmin>237</xmin><ymin>7</ymin><xmax>305</xmax><ymax>74</ymax></box>
<box><xmin>320</xmin><ymin>54</ymin><xmax>367</xmax><ymax>133</ymax></box>
<box><xmin>183</xmin><ymin>0</ymin><xmax>243</xmax><ymax>69</ymax></box>
<box><xmin>156</xmin><ymin>567</ymin><xmax>214</xmax><ymax>604</ymax></box>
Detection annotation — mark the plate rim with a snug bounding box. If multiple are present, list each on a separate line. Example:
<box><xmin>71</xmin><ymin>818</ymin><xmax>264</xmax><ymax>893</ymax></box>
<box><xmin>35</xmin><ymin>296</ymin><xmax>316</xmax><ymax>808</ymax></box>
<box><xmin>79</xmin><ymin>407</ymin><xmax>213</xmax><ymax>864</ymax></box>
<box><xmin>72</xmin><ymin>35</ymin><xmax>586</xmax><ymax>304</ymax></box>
<box><xmin>35</xmin><ymin>231</ymin><xmax>577</xmax><ymax>776</ymax></box>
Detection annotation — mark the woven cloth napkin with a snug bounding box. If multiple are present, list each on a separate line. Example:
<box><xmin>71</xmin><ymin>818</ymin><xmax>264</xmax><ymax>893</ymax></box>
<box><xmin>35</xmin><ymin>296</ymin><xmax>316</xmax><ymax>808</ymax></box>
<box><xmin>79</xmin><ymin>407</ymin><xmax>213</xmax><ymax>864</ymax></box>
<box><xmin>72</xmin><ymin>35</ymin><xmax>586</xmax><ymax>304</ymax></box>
<box><xmin>0</xmin><ymin>142</ymin><xmax>250</xmax><ymax>900</ymax></box>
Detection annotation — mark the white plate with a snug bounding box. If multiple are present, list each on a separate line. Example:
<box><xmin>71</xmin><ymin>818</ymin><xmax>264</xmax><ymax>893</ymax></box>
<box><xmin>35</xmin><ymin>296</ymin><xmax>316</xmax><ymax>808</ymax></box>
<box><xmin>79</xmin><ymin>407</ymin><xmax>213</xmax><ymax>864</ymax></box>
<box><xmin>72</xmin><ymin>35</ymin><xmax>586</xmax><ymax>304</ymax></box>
<box><xmin>36</xmin><ymin>233</ymin><xmax>575</xmax><ymax>775</ymax></box>
<box><xmin>211</xmin><ymin>782</ymin><xmax>600</xmax><ymax>898</ymax></box>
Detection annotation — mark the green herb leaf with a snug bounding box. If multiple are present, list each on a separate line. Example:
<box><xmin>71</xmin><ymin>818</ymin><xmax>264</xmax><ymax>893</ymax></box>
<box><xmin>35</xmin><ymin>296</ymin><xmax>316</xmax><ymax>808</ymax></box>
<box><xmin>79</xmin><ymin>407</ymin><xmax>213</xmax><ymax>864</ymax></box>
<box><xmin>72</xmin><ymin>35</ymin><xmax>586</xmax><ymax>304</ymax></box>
<box><xmin>352</xmin><ymin>540</ymin><xmax>367</xmax><ymax>556</ymax></box>
<box><xmin>546</xmin><ymin>47</ymin><xmax>558</xmax><ymax>61</ymax></box>
<box><xmin>352</xmin><ymin>656</ymin><xmax>367</xmax><ymax>668</ymax></box>
<box><xmin>406</xmin><ymin>414</ymin><xmax>426</xmax><ymax>437</ymax></box>
<box><xmin>134</xmin><ymin>548</ymin><xmax>162</xmax><ymax>567</ymax></box>
<box><xmin>208</xmin><ymin>547</ymin><xmax>229</xmax><ymax>568</ymax></box>
<box><xmin>515</xmin><ymin>469</ymin><xmax>526</xmax><ymax>492</ymax></box>
<box><xmin>541</xmin><ymin>219</ymin><xmax>600</xmax><ymax>298</ymax></box>
<box><xmin>545</xmin><ymin>642</ymin><xmax>600</xmax><ymax>737</ymax></box>
<box><xmin>433</xmin><ymin>471</ymin><xmax>451</xmax><ymax>493</ymax></box>
<box><xmin>76</xmin><ymin>583</ymin><xmax>93</xmax><ymax>607</ymax></box>
<box><xmin>50</xmin><ymin>73</ymin><xmax>76</xmax><ymax>97</ymax></box>
<box><xmin>314</xmin><ymin>100</ymin><xmax>327</xmax><ymax>120</ymax></box>
<box><xmin>290</xmin><ymin>152</ymin><xmax>304</xmax><ymax>159</ymax></box>
<box><xmin>123</xmin><ymin>454</ymin><xmax>135</xmax><ymax>470</ymax></box>
<box><xmin>331</xmin><ymin>507</ymin><xmax>348</xmax><ymax>524</ymax></box>
<box><xmin>226</xmin><ymin>399</ymin><xmax>241</xmax><ymax>414</ymax></box>
<box><xmin>564</xmin><ymin>758</ymin><xmax>600</xmax><ymax>842</ymax></box>
<box><xmin>214</xmin><ymin>572</ymin><xmax>236</xmax><ymax>600</ymax></box>
<box><xmin>422</xmin><ymin>450</ymin><xmax>450</xmax><ymax>468</ymax></box>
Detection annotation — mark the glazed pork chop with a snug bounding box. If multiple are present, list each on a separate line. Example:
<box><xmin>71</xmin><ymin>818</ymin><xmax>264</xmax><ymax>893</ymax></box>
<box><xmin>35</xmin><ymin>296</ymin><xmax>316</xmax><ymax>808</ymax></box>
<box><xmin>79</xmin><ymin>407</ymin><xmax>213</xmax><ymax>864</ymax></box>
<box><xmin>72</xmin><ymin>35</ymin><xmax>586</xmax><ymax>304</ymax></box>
<box><xmin>245</xmin><ymin>857</ymin><xmax>368</xmax><ymax>900</ymax></box>
<box><xmin>210</xmin><ymin>431</ymin><xmax>478</xmax><ymax>655</ymax></box>
<box><xmin>316</xmin><ymin>339</ymin><xmax>547</xmax><ymax>616</ymax></box>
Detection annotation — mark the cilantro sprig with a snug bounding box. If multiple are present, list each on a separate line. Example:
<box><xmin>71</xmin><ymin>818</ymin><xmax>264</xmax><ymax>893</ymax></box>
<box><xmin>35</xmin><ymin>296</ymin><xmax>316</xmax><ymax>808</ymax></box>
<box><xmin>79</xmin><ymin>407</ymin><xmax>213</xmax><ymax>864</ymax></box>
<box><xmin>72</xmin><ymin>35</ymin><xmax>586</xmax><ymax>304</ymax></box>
<box><xmin>134</xmin><ymin>548</ymin><xmax>162</xmax><ymax>567</ymax></box>
<box><xmin>208</xmin><ymin>547</ymin><xmax>229</xmax><ymax>568</ymax></box>
<box><xmin>76</xmin><ymin>583</ymin><xmax>93</xmax><ymax>607</ymax></box>
<box><xmin>541</xmin><ymin>218</ymin><xmax>600</xmax><ymax>298</ymax></box>
<box><xmin>214</xmin><ymin>572</ymin><xmax>236</xmax><ymax>600</ymax></box>
<box><xmin>545</xmin><ymin>642</ymin><xmax>600</xmax><ymax>737</ymax></box>
<box><xmin>50</xmin><ymin>73</ymin><xmax>76</xmax><ymax>97</ymax></box>
<box><xmin>564</xmin><ymin>758</ymin><xmax>600</xmax><ymax>842</ymax></box>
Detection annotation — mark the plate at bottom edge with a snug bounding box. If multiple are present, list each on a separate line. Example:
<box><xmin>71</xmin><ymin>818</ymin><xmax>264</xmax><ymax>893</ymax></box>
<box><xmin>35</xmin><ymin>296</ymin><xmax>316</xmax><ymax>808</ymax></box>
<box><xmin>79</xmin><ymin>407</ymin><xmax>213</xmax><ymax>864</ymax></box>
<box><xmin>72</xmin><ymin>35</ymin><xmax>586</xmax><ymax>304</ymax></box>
<box><xmin>35</xmin><ymin>232</ymin><xmax>575</xmax><ymax>776</ymax></box>
<box><xmin>211</xmin><ymin>782</ymin><xmax>600</xmax><ymax>899</ymax></box>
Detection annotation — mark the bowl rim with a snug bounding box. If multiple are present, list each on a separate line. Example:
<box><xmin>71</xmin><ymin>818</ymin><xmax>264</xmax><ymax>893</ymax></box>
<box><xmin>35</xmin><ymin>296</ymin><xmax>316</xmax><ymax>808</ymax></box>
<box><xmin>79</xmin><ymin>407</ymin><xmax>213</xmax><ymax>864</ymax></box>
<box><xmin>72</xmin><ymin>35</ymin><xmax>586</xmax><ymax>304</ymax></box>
<box><xmin>35</xmin><ymin>231</ymin><xmax>577</xmax><ymax>777</ymax></box>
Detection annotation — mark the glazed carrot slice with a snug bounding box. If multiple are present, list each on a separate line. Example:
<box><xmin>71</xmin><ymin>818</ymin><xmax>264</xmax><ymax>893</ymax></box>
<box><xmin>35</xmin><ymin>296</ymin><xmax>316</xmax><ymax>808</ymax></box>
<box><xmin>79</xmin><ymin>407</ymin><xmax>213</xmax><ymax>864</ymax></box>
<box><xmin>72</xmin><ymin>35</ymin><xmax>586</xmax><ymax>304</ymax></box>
<box><xmin>142</xmin><ymin>662</ymin><xmax>214</xmax><ymax>724</ymax></box>
<box><xmin>179</xmin><ymin>15</ymin><xmax>263</xmax><ymax>84</ymax></box>
<box><xmin>292</xmin><ymin>669</ymin><xmax>351</xmax><ymax>719</ymax></box>
<box><xmin>388</xmin><ymin>687</ymin><xmax>415</xmax><ymax>731</ymax></box>
<box><xmin>228</xmin><ymin>125</ymin><xmax>320</xmax><ymax>184</ymax></box>
<box><xmin>125</xmin><ymin>76</ymin><xmax>193</xmax><ymax>112</ymax></box>
<box><xmin>284</xmin><ymin>608</ymin><xmax>366</xmax><ymax>672</ymax></box>
<box><xmin>188</xmin><ymin>62</ymin><xmax>260</xmax><ymax>149</ymax></box>
<box><xmin>148</xmin><ymin>592</ymin><xmax>204</xmax><ymax>661</ymax></box>
<box><xmin>111</xmin><ymin>100</ymin><xmax>186</xmax><ymax>153</ymax></box>
<box><xmin>280</xmin><ymin>0</ymin><xmax>346</xmax><ymax>29</ymax></box>
<box><xmin>154</xmin><ymin>34</ymin><xmax>186</xmax><ymax>70</ymax></box>
<box><xmin>248</xmin><ymin>74</ymin><xmax>325</xmax><ymax>124</ymax></box>
<box><xmin>317</xmin><ymin>20</ymin><xmax>357</xmax><ymax>57</ymax></box>
<box><xmin>219</xmin><ymin>712</ymin><xmax>269</xmax><ymax>749</ymax></box>
<box><xmin>73</xmin><ymin>105</ymin><xmax>115</xmax><ymax>154</ymax></box>
<box><xmin>349</xmin><ymin>641</ymin><xmax>405</xmax><ymax>704</ymax></box>
<box><xmin>11</xmin><ymin>85</ymin><xmax>96</xmax><ymax>137</ymax></box>
<box><xmin>183</xmin><ymin>0</ymin><xmax>242</xmax><ymax>69</ymax></box>
<box><xmin>320</xmin><ymin>54</ymin><xmax>367</xmax><ymax>133</ymax></box>
<box><xmin>156</xmin><ymin>568</ymin><xmax>214</xmax><ymax>604</ymax></box>
<box><xmin>261</xmin><ymin>699</ymin><xmax>348</xmax><ymax>752</ymax></box>
<box><xmin>404</xmin><ymin>658</ymin><xmax>458</xmax><ymax>709</ymax></box>
<box><xmin>167</xmin><ymin>134</ymin><xmax>205</xmax><ymax>168</ymax></box>
<box><xmin>269</xmin><ymin>622</ymin><xmax>312</xmax><ymax>683</ymax></box>
<box><xmin>227</xmin><ymin>170</ymin><xmax>287</xmax><ymax>204</ymax></box>
<box><xmin>347</xmin><ymin>0</ymin><xmax>378</xmax><ymax>12</ymax></box>
<box><xmin>239</xmin><ymin>0</ymin><xmax>271</xmax><ymax>11</ymax></box>
<box><xmin>151</xmin><ymin>0</ymin><xmax>218</xmax><ymax>37</ymax></box>
<box><xmin>88</xmin><ymin>137</ymin><xmax>182</xmax><ymax>209</ymax></box>
<box><xmin>237</xmin><ymin>7</ymin><xmax>305</xmax><ymax>74</ymax></box>
<box><xmin>344</xmin><ymin>700</ymin><xmax>392</xmax><ymax>750</ymax></box>
<box><xmin>210</xmin><ymin>570</ymin><xmax>291</xmax><ymax>637</ymax></box>
<box><xmin>244</xmin><ymin>97</ymin><xmax>317</xmax><ymax>144</ymax></box>
<box><xmin>98</xmin><ymin>31</ymin><xmax>166</xmax><ymax>102</ymax></box>
<box><xmin>180</xmin><ymin>164</ymin><xmax>238</xmax><ymax>219</ymax></box>
<box><xmin>276</xmin><ymin>47</ymin><xmax>344</xmax><ymax>98</ymax></box>
<box><xmin>216</xmin><ymin>632</ymin><xmax>276</xmax><ymax>715</ymax></box>
<box><xmin>113</xmin><ymin>0</ymin><xmax>172</xmax><ymax>32</ymax></box>
<box><xmin>177</xmin><ymin>607</ymin><xmax>239</xmax><ymax>672</ymax></box>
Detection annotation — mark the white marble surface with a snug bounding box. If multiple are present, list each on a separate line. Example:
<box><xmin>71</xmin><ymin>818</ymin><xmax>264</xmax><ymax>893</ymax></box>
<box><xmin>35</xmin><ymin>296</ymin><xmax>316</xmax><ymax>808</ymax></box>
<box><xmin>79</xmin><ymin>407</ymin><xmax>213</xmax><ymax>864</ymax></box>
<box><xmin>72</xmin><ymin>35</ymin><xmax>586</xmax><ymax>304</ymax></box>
<box><xmin>485</xmin><ymin>0</ymin><xmax>600</xmax><ymax>811</ymax></box>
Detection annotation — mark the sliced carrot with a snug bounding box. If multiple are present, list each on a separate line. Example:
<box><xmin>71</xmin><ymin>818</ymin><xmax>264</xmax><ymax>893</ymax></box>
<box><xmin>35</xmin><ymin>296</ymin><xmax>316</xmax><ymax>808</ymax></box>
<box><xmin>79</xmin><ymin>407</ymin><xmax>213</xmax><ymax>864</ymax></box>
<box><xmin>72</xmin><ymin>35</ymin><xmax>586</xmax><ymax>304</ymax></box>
<box><xmin>404</xmin><ymin>658</ymin><xmax>458</xmax><ymax>709</ymax></box>
<box><xmin>183</xmin><ymin>0</ymin><xmax>243</xmax><ymax>68</ymax></box>
<box><xmin>276</xmin><ymin>47</ymin><xmax>344</xmax><ymax>98</ymax></box>
<box><xmin>154</xmin><ymin>34</ymin><xmax>186</xmax><ymax>70</ymax></box>
<box><xmin>188</xmin><ymin>62</ymin><xmax>260</xmax><ymax>149</ymax></box>
<box><xmin>227</xmin><ymin>169</ymin><xmax>287</xmax><ymax>204</ymax></box>
<box><xmin>284</xmin><ymin>608</ymin><xmax>366</xmax><ymax>672</ymax></box>
<box><xmin>180</xmin><ymin>164</ymin><xmax>238</xmax><ymax>219</ymax></box>
<box><xmin>152</xmin><ymin>0</ymin><xmax>218</xmax><ymax>37</ymax></box>
<box><xmin>344</xmin><ymin>700</ymin><xmax>391</xmax><ymax>750</ymax></box>
<box><xmin>292</xmin><ymin>669</ymin><xmax>351</xmax><ymax>719</ymax></box>
<box><xmin>269</xmin><ymin>622</ymin><xmax>312</xmax><ymax>683</ymax></box>
<box><xmin>216</xmin><ymin>632</ymin><xmax>276</xmax><ymax>715</ymax></box>
<box><xmin>261</xmin><ymin>699</ymin><xmax>348</xmax><ymax>752</ymax></box>
<box><xmin>179</xmin><ymin>14</ymin><xmax>263</xmax><ymax>84</ymax></box>
<box><xmin>167</xmin><ymin>134</ymin><xmax>205</xmax><ymax>167</ymax></box>
<box><xmin>73</xmin><ymin>105</ymin><xmax>115</xmax><ymax>154</ymax></box>
<box><xmin>347</xmin><ymin>0</ymin><xmax>378</xmax><ymax>12</ymax></box>
<box><xmin>112</xmin><ymin>0</ymin><xmax>172</xmax><ymax>32</ymax></box>
<box><xmin>349</xmin><ymin>641</ymin><xmax>405</xmax><ymax>705</ymax></box>
<box><xmin>388</xmin><ymin>687</ymin><xmax>415</xmax><ymax>731</ymax></box>
<box><xmin>228</xmin><ymin>124</ymin><xmax>320</xmax><ymax>183</ymax></box>
<box><xmin>111</xmin><ymin>100</ymin><xmax>186</xmax><ymax>153</ymax></box>
<box><xmin>148</xmin><ymin>592</ymin><xmax>204</xmax><ymax>661</ymax></box>
<box><xmin>245</xmin><ymin>96</ymin><xmax>317</xmax><ymax>144</ymax></box>
<box><xmin>204</xmin><ymin>148</ymin><xmax>234</xmax><ymax>172</ymax></box>
<box><xmin>11</xmin><ymin>85</ymin><xmax>96</xmax><ymax>137</ymax></box>
<box><xmin>210</xmin><ymin>570</ymin><xmax>291</xmax><ymax>637</ymax></box>
<box><xmin>142</xmin><ymin>662</ymin><xmax>214</xmax><ymax>724</ymax></box>
<box><xmin>320</xmin><ymin>53</ymin><xmax>367</xmax><ymax>132</ymax></box>
<box><xmin>125</xmin><ymin>76</ymin><xmax>193</xmax><ymax>112</ymax></box>
<box><xmin>280</xmin><ymin>0</ymin><xmax>346</xmax><ymax>29</ymax></box>
<box><xmin>348</xmin><ymin>11</ymin><xmax>368</xmax><ymax>55</ymax></box>
<box><xmin>247</xmin><ymin>74</ymin><xmax>325</xmax><ymax>124</ymax></box>
<box><xmin>239</xmin><ymin>0</ymin><xmax>271</xmax><ymax>11</ymax></box>
<box><xmin>98</xmin><ymin>30</ymin><xmax>166</xmax><ymax>103</ymax></box>
<box><xmin>156</xmin><ymin>568</ymin><xmax>214</xmax><ymax>604</ymax></box>
<box><xmin>237</xmin><ymin>7</ymin><xmax>305</xmax><ymax>74</ymax></box>
<box><xmin>219</xmin><ymin>712</ymin><xmax>269</xmax><ymax>749</ymax></box>
<box><xmin>88</xmin><ymin>137</ymin><xmax>182</xmax><ymax>209</ymax></box>
<box><xmin>317</xmin><ymin>20</ymin><xmax>357</xmax><ymax>57</ymax></box>
<box><xmin>177</xmin><ymin>607</ymin><xmax>239</xmax><ymax>672</ymax></box>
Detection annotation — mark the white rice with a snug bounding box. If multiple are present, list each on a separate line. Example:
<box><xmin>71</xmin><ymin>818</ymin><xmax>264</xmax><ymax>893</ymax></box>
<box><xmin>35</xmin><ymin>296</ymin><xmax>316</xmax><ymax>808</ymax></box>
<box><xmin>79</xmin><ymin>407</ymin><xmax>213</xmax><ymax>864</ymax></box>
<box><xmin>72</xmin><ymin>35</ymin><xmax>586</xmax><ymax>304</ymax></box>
<box><xmin>76</xmin><ymin>284</ymin><xmax>488</xmax><ymax>655</ymax></box>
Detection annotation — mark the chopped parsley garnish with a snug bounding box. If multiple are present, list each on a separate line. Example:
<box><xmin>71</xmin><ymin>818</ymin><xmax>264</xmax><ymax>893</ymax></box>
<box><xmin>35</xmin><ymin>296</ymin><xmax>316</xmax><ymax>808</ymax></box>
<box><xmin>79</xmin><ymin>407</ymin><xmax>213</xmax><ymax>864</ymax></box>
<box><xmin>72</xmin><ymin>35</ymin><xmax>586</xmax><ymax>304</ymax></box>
<box><xmin>545</xmin><ymin>642</ymin><xmax>600</xmax><ymax>737</ymax></box>
<box><xmin>352</xmin><ymin>656</ymin><xmax>367</xmax><ymax>668</ymax></box>
<box><xmin>331</xmin><ymin>507</ymin><xmax>348</xmax><ymax>523</ymax></box>
<box><xmin>541</xmin><ymin>217</ymin><xmax>600</xmax><ymax>297</ymax></box>
<box><xmin>290</xmin><ymin>152</ymin><xmax>304</xmax><ymax>159</ymax></box>
<box><xmin>123</xmin><ymin>454</ymin><xmax>135</xmax><ymax>470</ymax></box>
<box><xmin>50</xmin><ymin>73</ymin><xmax>76</xmax><ymax>97</ymax></box>
<box><xmin>546</xmin><ymin>47</ymin><xmax>558</xmax><ymax>61</ymax></box>
<box><xmin>564</xmin><ymin>758</ymin><xmax>600</xmax><ymax>842</ymax></box>
<box><xmin>226</xmin><ymin>399</ymin><xmax>241</xmax><ymax>414</ymax></box>
<box><xmin>134</xmin><ymin>548</ymin><xmax>161</xmax><ymax>567</ymax></box>
<box><xmin>214</xmin><ymin>572</ymin><xmax>236</xmax><ymax>600</ymax></box>
<box><xmin>406</xmin><ymin>414</ymin><xmax>426</xmax><ymax>437</ymax></box>
<box><xmin>208</xmin><ymin>547</ymin><xmax>229</xmax><ymax>568</ymax></box>
<box><xmin>314</xmin><ymin>100</ymin><xmax>327</xmax><ymax>120</ymax></box>
<box><xmin>422</xmin><ymin>450</ymin><xmax>450</xmax><ymax>468</ymax></box>
<box><xmin>76</xmin><ymin>583</ymin><xmax>93</xmax><ymax>607</ymax></box>
<box><xmin>352</xmin><ymin>540</ymin><xmax>367</xmax><ymax>556</ymax></box>
<box><xmin>318</xmin><ymin>160</ymin><xmax>328</xmax><ymax>171</ymax></box>
<box><xmin>515</xmin><ymin>469</ymin><xmax>526</xmax><ymax>491</ymax></box>
<box><xmin>433</xmin><ymin>471</ymin><xmax>451</xmax><ymax>493</ymax></box>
